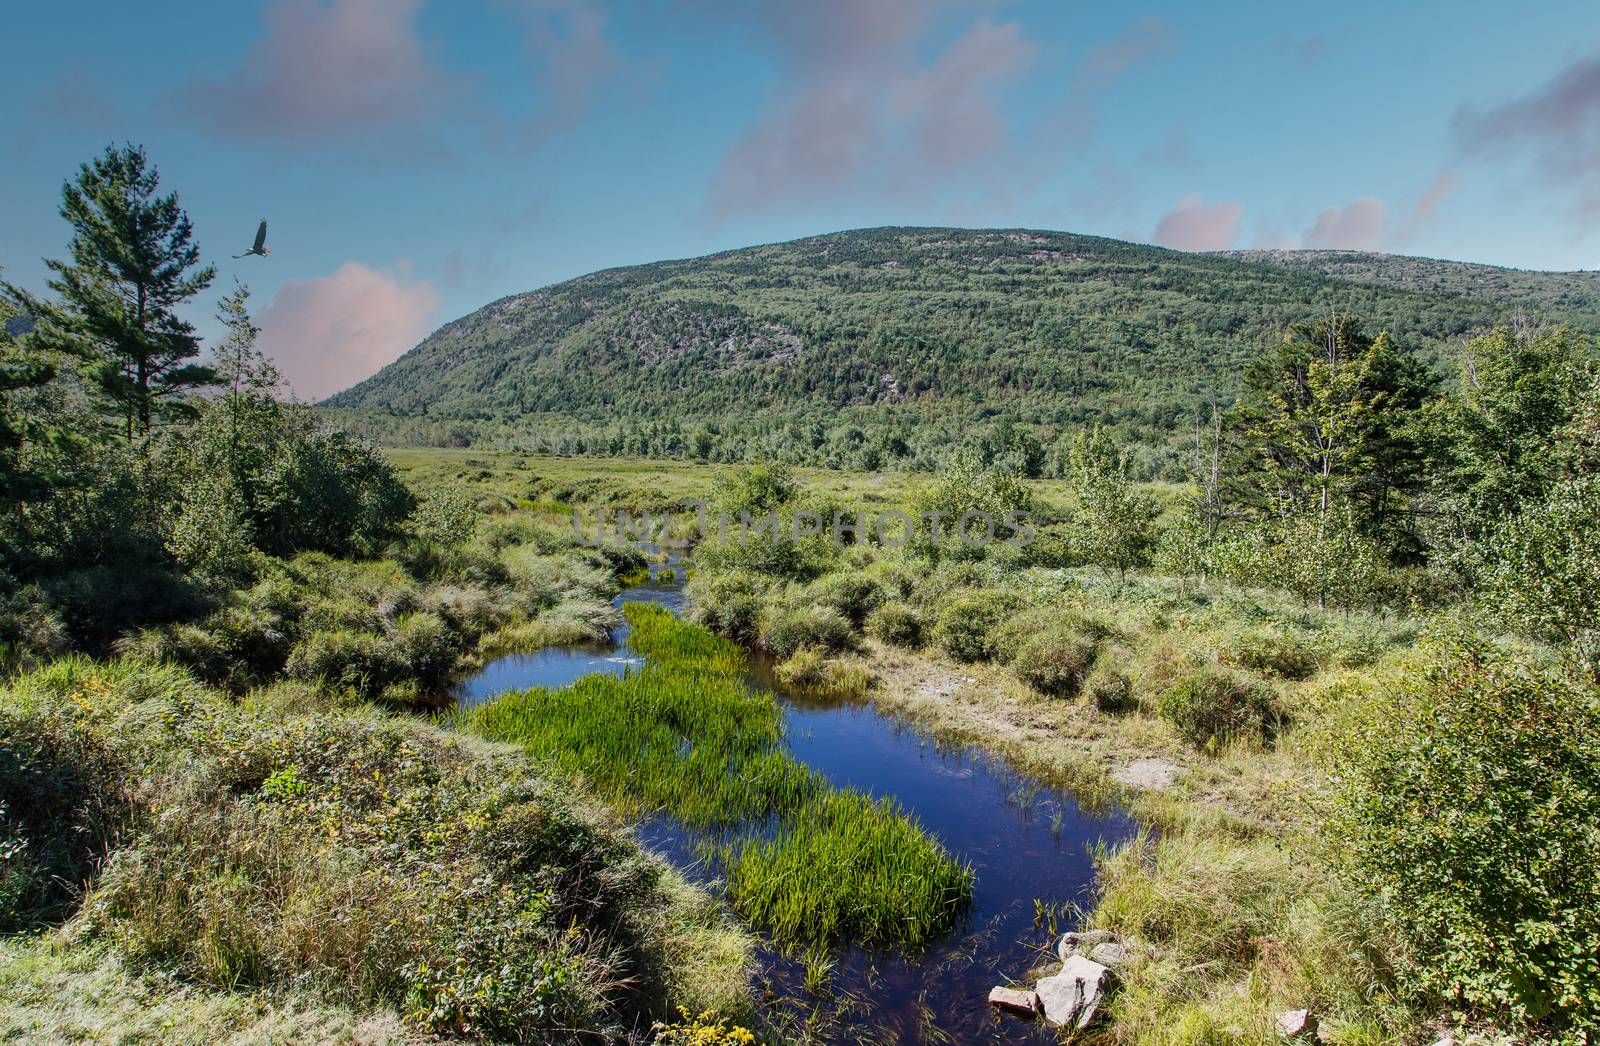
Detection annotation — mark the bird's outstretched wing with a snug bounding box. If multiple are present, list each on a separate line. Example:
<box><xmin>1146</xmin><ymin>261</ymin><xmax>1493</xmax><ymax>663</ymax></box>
<box><xmin>252</xmin><ymin>220</ymin><xmax>268</xmax><ymax>252</ymax></box>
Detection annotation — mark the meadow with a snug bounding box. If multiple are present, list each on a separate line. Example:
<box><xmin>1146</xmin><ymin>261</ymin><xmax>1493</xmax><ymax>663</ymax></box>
<box><xmin>382</xmin><ymin>443</ymin><xmax>1595</xmax><ymax>1044</ymax></box>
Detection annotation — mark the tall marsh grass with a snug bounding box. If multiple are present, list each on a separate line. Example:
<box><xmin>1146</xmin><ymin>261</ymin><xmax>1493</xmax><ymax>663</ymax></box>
<box><xmin>467</xmin><ymin>603</ymin><xmax>973</xmax><ymax>947</ymax></box>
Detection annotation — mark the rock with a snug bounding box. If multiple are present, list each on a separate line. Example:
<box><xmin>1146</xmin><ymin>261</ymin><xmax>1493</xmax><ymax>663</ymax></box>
<box><xmin>1428</xmin><ymin>1039</ymin><xmax>1457</xmax><ymax>1046</ymax></box>
<box><xmin>987</xmin><ymin>986</ymin><xmax>1041</xmax><ymax>1017</ymax></box>
<box><xmin>1057</xmin><ymin>929</ymin><xmax>1115</xmax><ymax>961</ymax></box>
<box><xmin>1036</xmin><ymin>955</ymin><xmax>1115</xmax><ymax>1030</ymax></box>
<box><xmin>1276</xmin><ymin>1009</ymin><xmax>1318</xmax><ymax>1039</ymax></box>
<box><xmin>1088</xmin><ymin>941</ymin><xmax>1130</xmax><ymax>967</ymax></box>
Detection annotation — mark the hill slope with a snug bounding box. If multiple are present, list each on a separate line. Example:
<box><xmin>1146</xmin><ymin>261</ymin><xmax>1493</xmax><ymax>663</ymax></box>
<box><xmin>1221</xmin><ymin>248</ymin><xmax>1600</xmax><ymax>319</ymax></box>
<box><xmin>327</xmin><ymin>227</ymin><xmax>1597</xmax><ymax>467</ymax></box>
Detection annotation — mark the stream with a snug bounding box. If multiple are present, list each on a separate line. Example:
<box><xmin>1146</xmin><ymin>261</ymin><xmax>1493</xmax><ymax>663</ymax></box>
<box><xmin>454</xmin><ymin>560</ymin><xmax>1137</xmax><ymax>1043</ymax></box>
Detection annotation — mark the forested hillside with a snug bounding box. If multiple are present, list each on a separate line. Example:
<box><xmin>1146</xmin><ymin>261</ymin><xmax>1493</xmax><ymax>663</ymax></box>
<box><xmin>327</xmin><ymin>227</ymin><xmax>1600</xmax><ymax>472</ymax></box>
<box><xmin>1225</xmin><ymin>247</ymin><xmax>1600</xmax><ymax>318</ymax></box>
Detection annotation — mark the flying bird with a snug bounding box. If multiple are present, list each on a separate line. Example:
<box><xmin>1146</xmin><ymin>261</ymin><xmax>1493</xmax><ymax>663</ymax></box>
<box><xmin>234</xmin><ymin>220</ymin><xmax>270</xmax><ymax>258</ymax></box>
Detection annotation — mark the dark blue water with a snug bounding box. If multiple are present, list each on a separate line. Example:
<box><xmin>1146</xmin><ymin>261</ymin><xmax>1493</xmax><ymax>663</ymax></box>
<box><xmin>456</xmin><ymin>560</ymin><xmax>1137</xmax><ymax>1043</ymax></box>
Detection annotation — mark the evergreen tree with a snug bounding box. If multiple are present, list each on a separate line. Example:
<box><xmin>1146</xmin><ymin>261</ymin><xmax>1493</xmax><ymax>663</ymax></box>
<box><xmin>1224</xmin><ymin>314</ymin><xmax>1434</xmax><ymax>551</ymax></box>
<box><xmin>21</xmin><ymin>144</ymin><xmax>218</xmax><ymax>440</ymax></box>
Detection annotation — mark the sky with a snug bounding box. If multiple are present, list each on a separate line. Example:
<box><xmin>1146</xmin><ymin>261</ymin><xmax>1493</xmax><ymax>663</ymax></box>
<box><xmin>3</xmin><ymin>0</ymin><xmax>1600</xmax><ymax>400</ymax></box>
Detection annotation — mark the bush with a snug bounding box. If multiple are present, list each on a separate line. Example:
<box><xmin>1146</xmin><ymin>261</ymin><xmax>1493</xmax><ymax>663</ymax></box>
<box><xmin>1157</xmin><ymin>666</ymin><xmax>1280</xmax><ymax>749</ymax></box>
<box><xmin>1011</xmin><ymin>632</ymin><xmax>1098</xmax><ymax>698</ymax></box>
<box><xmin>1475</xmin><ymin>476</ymin><xmax>1600</xmax><ymax>676</ymax></box>
<box><xmin>865</xmin><ymin>601</ymin><xmax>923</xmax><ymax>648</ymax></box>
<box><xmin>283</xmin><ymin>629</ymin><xmax>396</xmax><ymax>697</ymax></box>
<box><xmin>4</xmin><ymin>658</ymin><xmax>748</xmax><ymax>1038</ymax></box>
<box><xmin>774</xmin><ymin>647</ymin><xmax>827</xmax><ymax>689</ymax></box>
<box><xmin>1084</xmin><ymin>664</ymin><xmax>1134</xmax><ymax>712</ymax></box>
<box><xmin>0</xmin><ymin>706</ymin><xmax>126</xmax><ymax>930</ymax></box>
<box><xmin>931</xmin><ymin>590</ymin><xmax>1021</xmax><ymax>663</ymax></box>
<box><xmin>1330</xmin><ymin>640</ymin><xmax>1600</xmax><ymax>1034</ymax></box>
<box><xmin>806</xmin><ymin>571</ymin><xmax>882</xmax><ymax>627</ymax></box>
<box><xmin>759</xmin><ymin>605</ymin><xmax>854</xmax><ymax>658</ymax></box>
<box><xmin>1220</xmin><ymin>627</ymin><xmax>1321</xmax><ymax>681</ymax></box>
<box><xmin>388</xmin><ymin>611</ymin><xmax>459</xmax><ymax>690</ymax></box>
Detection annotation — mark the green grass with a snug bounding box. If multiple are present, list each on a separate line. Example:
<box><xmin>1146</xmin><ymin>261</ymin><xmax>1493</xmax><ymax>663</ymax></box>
<box><xmin>466</xmin><ymin>603</ymin><xmax>973</xmax><ymax>948</ymax></box>
<box><xmin>722</xmin><ymin>789</ymin><xmax>973</xmax><ymax>947</ymax></box>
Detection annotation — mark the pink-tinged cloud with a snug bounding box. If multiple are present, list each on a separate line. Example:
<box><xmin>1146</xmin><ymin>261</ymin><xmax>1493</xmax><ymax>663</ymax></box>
<box><xmin>1303</xmin><ymin>196</ymin><xmax>1387</xmax><ymax>250</ymax></box>
<box><xmin>1153</xmin><ymin>194</ymin><xmax>1243</xmax><ymax>251</ymax></box>
<box><xmin>178</xmin><ymin>0</ymin><xmax>449</xmax><ymax>143</ymax></box>
<box><xmin>507</xmin><ymin>0</ymin><xmax>621</xmax><ymax>143</ymax></box>
<box><xmin>708</xmin><ymin>3</ymin><xmax>1035</xmax><ymax>220</ymax></box>
<box><xmin>1454</xmin><ymin>53</ymin><xmax>1600</xmax><ymax>223</ymax></box>
<box><xmin>1395</xmin><ymin>173</ymin><xmax>1460</xmax><ymax>245</ymax></box>
<box><xmin>1041</xmin><ymin>17</ymin><xmax>1174</xmax><ymax>153</ymax></box>
<box><xmin>257</xmin><ymin>262</ymin><xmax>438</xmax><ymax>400</ymax></box>
<box><xmin>1075</xmin><ymin>17</ymin><xmax>1174</xmax><ymax>92</ymax></box>
<box><xmin>895</xmin><ymin>19</ymin><xmax>1037</xmax><ymax>173</ymax></box>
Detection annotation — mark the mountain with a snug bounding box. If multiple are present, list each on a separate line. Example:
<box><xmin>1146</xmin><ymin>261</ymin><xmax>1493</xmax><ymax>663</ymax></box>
<box><xmin>1221</xmin><ymin>248</ymin><xmax>1600</xmax><ymax>320</ymax></box>
<box><xmin>325</xmin><ymin>228</ymin><xmax>1600</xmax><ymax>471</ymax></box>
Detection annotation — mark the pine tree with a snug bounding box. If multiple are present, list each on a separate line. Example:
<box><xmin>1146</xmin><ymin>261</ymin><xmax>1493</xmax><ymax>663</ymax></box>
<box><xmin>29</xmin><ymin>144</ymin><xmax>218</xmax><ymax>440</ymax></box>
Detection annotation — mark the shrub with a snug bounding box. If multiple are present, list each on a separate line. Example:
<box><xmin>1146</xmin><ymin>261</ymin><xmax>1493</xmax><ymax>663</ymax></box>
<box><xmin>931</xmin><ymin>590</ymin><xmax>1021</xmax><ymax>663</ymax></box>
<box><xmin>806</xmin><ymin>571</ymin><xmax>882</xmax><ymax>627</ymax></box>
<box><xmin>1157</xmin><ymin>666</ymin><xmax>1280</xmax><ymax>749</ymax></box>
<box><xmin>1220</xmin><ymin>627</ymin><xmax>1321</xmax><ymax>681</ymax></box>
<box><xmin>865</xmin><ymin>601</ymin><xmax>923</xmax><ymax>648</ymax></box>
<box><xmin>1084</xmin><ymin>664</ymin><xmax>1134</xmax><ymax>712</ymax></box>
<box><xmin>388</xmin><ymin>611</ymin><xmax>459</xmax><ymax>690</ymax></box>
<box><xmin>774</xmin><ymin>648</ymin><xmax>827</xmax><ymax>689</ymax></box>
<box><xmin>284</xmin><ymin>629</ymin><xmax>395</xmax><ymax>697</ymax></box>
<box><xmin>1011</xmin><ymin>632</ymin><xmax>1099</xmax><ymax>698</ymax></box>
<box><xmin>0</xmin><ymin>706</ymin><xmax>125</xmax><ymax>930</ymax></box>
<box><xmin>759</xmin><ymin>605</ymin><xmax>854</xmax><ymax>658</ymax></box>
<box><xmin>687</xmin><ymin>571</ymin><xmax>769</xmax><ymax>645</ymax></box>
<box><xmin>1475</xmin><ymin>476</ymin><xmax>1600</xmax><ymax>676</ymax></box>
<box><xmin>1330</xmin><ymin>640</ymin><xmax>1600</xmax><ymax>1034</ymax></box>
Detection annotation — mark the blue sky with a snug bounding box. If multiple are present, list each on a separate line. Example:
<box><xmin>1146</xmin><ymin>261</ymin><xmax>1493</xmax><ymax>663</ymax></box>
<box><xmin>3</xmin><ymin>0</ymin><xmax>1599</xmax><ymax>398</ymax></box>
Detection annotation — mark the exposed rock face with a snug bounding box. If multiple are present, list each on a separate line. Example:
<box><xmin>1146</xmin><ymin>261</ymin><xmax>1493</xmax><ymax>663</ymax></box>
<box><xmin>1036</xmin><ymin>955</ymin><xmax>1115</xmax><ymax>1030</ymax></box>
<box><xmin>1088</xmin><ymin>941</ymin><xmax>1130</xmax><ymax>968</ymax></box>
<box><xmin>1057</xmin><ymin>929</ymin><xmax>1115</xmax><ymax>962</ymax></box>
<box><xmin>987</xmin><ymin>986</ymin><xmax>1041</xmax><ymax>1017</ymax></box>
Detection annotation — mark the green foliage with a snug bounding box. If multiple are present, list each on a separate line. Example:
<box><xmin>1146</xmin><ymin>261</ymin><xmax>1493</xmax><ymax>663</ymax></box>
<box><xmin>1474</xmin><ymin>476</ymin><xmax>1600</xmax><ymax>675</ymax></box>
<box><xmin>10</xmin><ymin>144</ymin><xmax>217</xmax><ymax>439</ymax></box>
<box><xmin>707</xmin><ymin>461</ymin><xmax>796</xmax><ymax>520</ymax></box>
<box><xmin>909</xmin><ymin>450</ymin><xmax>1036</xmax><ymax>561</ymax></box>
<box><xmin>1225</xmin><ymin>315</ymin><xmax>1435</xmax><ymax>552</ymax></box>
<box><xmin>1329</xmin><ymin>640</ymin><xmax>1600</xmax><ymax>1034</ymax></box>
<box><xmin>1220</xmin><ymin>626</ymin><xmax>1322</xmax><ymax>681</ymax></box>
<box><xmin>931</xmin><ymin>589</ymin><xmax>1021</xmax><ymax>663</ymax></box>
<box><xmin>758</xmin><ymin>603</ymin><xmax>854</xmax><ymax>658</ymax></box>
<box><xmin>1209</xmin><ymin>510</ymin><xmax>1388</xmax><ymax>611</ymax></box>
<box><xmin>1009</xmin><ymin>631</ymin><xmax>1099</xmax><ymax>698</ymax></box>
<box><xmin>1157</xmin><ymin>666</ymin><xmax>1280</xmax><ymax>750</ymax></box>
<box><xmin>0</xmin><ymin>704</ymin><xmax>126</xmax><ymax>930</ymax></box>
<box><xmin>687</xmin><ymin>570</ymin><xmax>768</xmax><ymax>644</ymax></box>
<box><xmin>1083</xmin><ymin>663</ymin><xmax>1134</xmax><ymax>713</ymax></box>
<box><xmin>804</xmin><ymin>570</ymin><xmax>882</xmax><ymax>627</ymax></box>
<box><xmin>722</xmin><ymin>788</ymin><xmax>973</xmax><ymax>947</ymax></box>
<box><xmin>470</xmin><ymin>604</ymin><xmax>971</xmax><ymax>947</ymax></box>
<box><xmin>326</xmin><ymin>228</ymin><xmax>1599</xmax><ymax>476</ymax></box>
<box><xmin>1064</xmin><ymin>428</ymin><xmax>1159</xmax><ymax>578</ymax></box>
<box><xmin>864</xmin><ymin>600</ymin><xmax>923</xmax><ymax>648</ymax></box>
<box><xmin>1428</xmin><ymin>326</ymin><xmax>1594</xmax><ymax>527</ymax></box>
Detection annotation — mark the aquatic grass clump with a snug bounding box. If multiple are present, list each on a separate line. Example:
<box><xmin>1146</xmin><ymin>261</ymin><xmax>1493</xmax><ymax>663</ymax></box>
<box><xmin>469</xmin><ymin>603</ymin><xmax>974</xmax><ymax>948</ymax></box>
<box><xmin>723</xmin><ymin>790</ymin><xmax>974</xmax><ymax>948</ymax></box>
